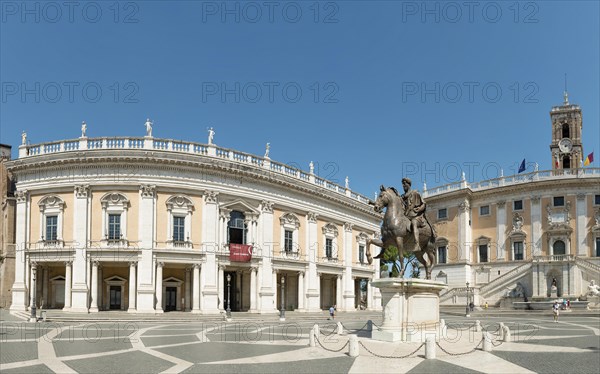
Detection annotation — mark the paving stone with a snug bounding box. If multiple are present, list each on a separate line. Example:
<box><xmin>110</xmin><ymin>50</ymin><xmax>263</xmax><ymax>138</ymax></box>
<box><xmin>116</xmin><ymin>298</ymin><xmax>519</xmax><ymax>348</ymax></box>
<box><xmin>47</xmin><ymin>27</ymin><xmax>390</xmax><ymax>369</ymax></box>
<box><xmin>1</xmin><ymin>364</ymin><xmax>54</xmax><ymax>373</ymax></box>
<box><xmin>53</xmin><ymin>338</ymin><xmax>133</xmax><ymax>357</ymax></box>
<box><xmin>141</xmin><ymin>334</ymin><xmax>199</xmax><ymax>347</ymax></box>
<box><xmin>181</xmin><ymin>357</ymin><xmax>354</xmax><ymax>373</ymax></box>
<box><xmin>492</xmin><ymin>351</ymin><xmax>600</xmax><ymax>374</ymax></box>
<box><xmin>408</xmin><ymin>359</ymin><xmax>484</xmax><ymax>374</ymax></box>
<box><xmin>0</xmin><ymin>341</ymin><xmax>37</xmax><ymax>364</ymax></box>
<box><xmin>154</xmin><ymin>342</ymin><xmax>301</xmax><ymax>363</ymax></box>
<box><xmin>64</xmin><ymin>350</ymin><xmax>173</xmax><ymax>374</ymax></box>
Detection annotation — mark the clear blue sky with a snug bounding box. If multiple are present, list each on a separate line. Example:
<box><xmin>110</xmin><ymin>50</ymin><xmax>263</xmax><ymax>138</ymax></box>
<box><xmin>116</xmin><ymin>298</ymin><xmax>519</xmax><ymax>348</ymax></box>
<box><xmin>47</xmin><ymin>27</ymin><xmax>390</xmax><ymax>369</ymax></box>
<box><xmin>1</xmin><ymin>1</ymin><xmax>599</xmax><ymax>197</ymax></box>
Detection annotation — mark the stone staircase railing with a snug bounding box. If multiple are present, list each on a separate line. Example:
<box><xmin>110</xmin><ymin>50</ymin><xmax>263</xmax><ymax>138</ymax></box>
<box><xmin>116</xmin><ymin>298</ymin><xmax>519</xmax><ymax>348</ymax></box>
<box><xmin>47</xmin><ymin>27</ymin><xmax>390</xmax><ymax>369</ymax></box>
<box><xmin>575</xmin><ymin>257</ymin><xmax>600</xmax><ymax>277</ymax></box>
<box><xmin>479</xmin><ymin>261</ymin><xmax>533</xmax><ymax>297</ymax></box>
<box><xmin>439</xmin><ymin>287</ymin><xmax>467</xmax><ymax>302</ymax></box>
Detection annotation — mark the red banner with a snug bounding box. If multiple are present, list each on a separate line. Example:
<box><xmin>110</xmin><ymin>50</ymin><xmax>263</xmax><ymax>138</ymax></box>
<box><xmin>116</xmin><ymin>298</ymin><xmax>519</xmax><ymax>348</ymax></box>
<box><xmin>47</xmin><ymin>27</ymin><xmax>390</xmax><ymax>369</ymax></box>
<box><xmin>229</xmin><ymin>243</ymin><xmax>253</xmax><ymax>262</ymax></box>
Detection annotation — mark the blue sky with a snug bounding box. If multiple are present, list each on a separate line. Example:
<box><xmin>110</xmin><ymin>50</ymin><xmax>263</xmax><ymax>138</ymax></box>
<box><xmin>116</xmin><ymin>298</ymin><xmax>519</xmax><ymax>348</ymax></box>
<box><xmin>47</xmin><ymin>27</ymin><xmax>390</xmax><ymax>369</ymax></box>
<box><xmin>1</xmin><ymin>0</ymin><xmax>599</xmax><ymax>197</ymax></box>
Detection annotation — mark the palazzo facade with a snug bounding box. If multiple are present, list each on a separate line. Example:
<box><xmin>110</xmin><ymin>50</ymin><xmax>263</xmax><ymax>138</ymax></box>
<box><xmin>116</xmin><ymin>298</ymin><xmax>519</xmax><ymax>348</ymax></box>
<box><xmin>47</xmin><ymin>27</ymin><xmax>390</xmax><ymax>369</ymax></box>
<box><xmin>423</xmin><ymin>95</ymin><xmax>600</xmax><ymax>305</ymax></box>
<box><xmin>6</xmin><ymin>130</ymin><xmax>381</xmax><ymax>314</ymax></box>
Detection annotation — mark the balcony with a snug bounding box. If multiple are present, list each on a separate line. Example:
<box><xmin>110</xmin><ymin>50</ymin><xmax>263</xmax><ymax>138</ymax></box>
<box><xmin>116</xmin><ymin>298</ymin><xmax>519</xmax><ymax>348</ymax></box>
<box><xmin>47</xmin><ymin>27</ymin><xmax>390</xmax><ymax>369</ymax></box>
<box><xmin>280</xmin><ymin>250</ymin><xmax>301</xmax><ymax>260</ymax></box>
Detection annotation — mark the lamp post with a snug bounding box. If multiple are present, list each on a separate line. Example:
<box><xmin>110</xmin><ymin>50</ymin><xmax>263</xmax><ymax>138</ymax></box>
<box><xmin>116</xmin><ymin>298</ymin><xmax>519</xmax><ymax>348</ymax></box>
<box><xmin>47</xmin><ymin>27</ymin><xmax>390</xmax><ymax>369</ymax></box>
<box><xmin>30</xmin><ymin>263</ymin><xmax>38</xmax><ymax>322</ymax></box>
<box><xmin>280</xmin><ymin>275</ymin><xmax>285</xmax><ymax>321</ymax></box>
<box><xmin>226</xmin><ymin>273</ymin><xmax>232</xmax><ymax>321</ymax></box>
<box><xmin>465</xmin><ymin>281</ymin><xmax>470</xmax><ymax>317</ymax></box>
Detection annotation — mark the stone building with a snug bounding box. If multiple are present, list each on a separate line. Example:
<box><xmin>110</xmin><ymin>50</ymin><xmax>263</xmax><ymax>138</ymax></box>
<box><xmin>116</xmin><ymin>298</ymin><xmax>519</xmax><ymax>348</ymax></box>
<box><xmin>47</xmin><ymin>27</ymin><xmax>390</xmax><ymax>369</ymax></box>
<box><xmin>0</xmin><ymin>143</ymin><xmax>16</xmax><ymax>309</ymax></box>
<box><xmin>423</xmin><ymin>94</ymin><xmax>600</xmax><ymax>306</ymax></box>
<box><xmin>6</xmin><ymin>128</ymin><xmax>381</xmax><ymax>314</ymax></box>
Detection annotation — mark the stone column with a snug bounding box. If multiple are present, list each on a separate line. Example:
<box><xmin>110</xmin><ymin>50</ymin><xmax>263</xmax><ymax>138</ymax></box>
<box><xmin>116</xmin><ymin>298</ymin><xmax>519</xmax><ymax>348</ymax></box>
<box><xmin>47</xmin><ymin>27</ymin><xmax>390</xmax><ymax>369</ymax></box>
<box><xmin>297</xmin><ymin>271</ymin><xmax>305</xmax><ymax>310</ymax></box>
<box><xmin>192</xmin><ymin>264</ymin><xmax>201</xmax><ymax>313</ymax></box>
<box><xmin>342</xmin><ymin>222</ymin><xmax>354</xmax><ymax>311</ymax></box>
<box><xmin>258</xmin><ymin>201</ymin><xmax>276</xmax><ymax>313</ymax></box>
<box><xmin>250</xmin><ymin>267</ymin><xmax>257</xmax><ymax>312</ymax></box>
<box><xmin>272</xmin><ymin>269</ymin><xmax>278</xmax><ymax>312</ymax></box>
<box><xmin>531</xmin><ymin>196</ymin><xmax>542</xmax><ymax>256</ymax></box>
<box><xmin>42</xmin><ymin>267</ymin><xmax>48</xmax><ymax>308</ymax></box>
<box><xmin>29</xmin><ymin>263</ymin><xmax>37</xmax><ymax>311</ymax></box>
<box><xmin>458</xmin><ymin>199</ymin><xmax>471</xmax><ymax>262</ymax></box>
<box><xmin>576</xmin><ymin>194</ymin><xmax>588</xmax><ymax>256</ymax></box>
<box><xmin>305</xmin><ymin>212</ymin><xmax>320</xmax><ymax>312</ymax></box>
<box><xmin>63</xmin><ymin>261</ymin><xmax>72</xmax><ymax>310</ymax></box>
<box><xmin>71</xmin><ymin>185</ymin><xmax>90</xmax><ymax>313</ymax></box>
<box><xmin>137</xmin><ymin>185</ymin><xmax>157</xmax><ymax>313</ymax></box>
<box><xmin>336</xmin><ymin>275</ymin><xmax>342</xmax><ymax>308</ymax></box>
<box><xmin>90</xmin><ymin>261</ymin><xmax>99</xmax><ymax>312</ymax></box>
<box><xmin>155</xmin><ymin>262</ymin><xmax>164</xmax><ymax>313</ymax></box>
<box><xmin>128</xmin><ymin>262</ymin><xmax>137</xmax><ymax>312</ymax></box>
<box><xmin>496</xmin><ymin>201</ymin><xmax>507</xmax><ymax>260</ymax></box>
<box><xmin>218</xmin><ymin>265</ymin><xmax>224</xmax><ymax>310</ymax></box>
<box><xmin>200</xmin><ymin>191</ymin><xmax>219</xmax><ymax>314</ymax></box>
<box><xmin>11</xmin><ymin>190</ymin><xmax>28</xmax><ymax>311</ymax></box>
<box><xmin>236</xmin><ymin>271</ymin><xmax>242</xmax><ymax>310</ymax></box>
<box><xmin>185</xmin><ymin>268</ymin><xmax>191</xmax><ymax>311</ymax></box>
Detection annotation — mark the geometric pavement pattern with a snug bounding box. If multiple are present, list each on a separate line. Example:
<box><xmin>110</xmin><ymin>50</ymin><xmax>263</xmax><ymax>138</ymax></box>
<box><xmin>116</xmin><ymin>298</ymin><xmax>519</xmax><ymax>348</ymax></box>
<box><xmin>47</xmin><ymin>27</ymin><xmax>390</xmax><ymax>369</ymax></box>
<box><xmin>1</xmin><ymin>313</ymin><xmax>599</xmax><ymax>373</ymax></box>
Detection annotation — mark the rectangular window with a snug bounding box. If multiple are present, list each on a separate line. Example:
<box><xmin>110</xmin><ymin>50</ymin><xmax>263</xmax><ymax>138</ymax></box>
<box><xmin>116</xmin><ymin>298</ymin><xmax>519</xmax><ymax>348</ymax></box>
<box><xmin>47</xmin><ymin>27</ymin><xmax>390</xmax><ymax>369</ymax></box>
<box><xmin>359</xmin><ymin>245</ymin><xmax>365</xmax><ymax>264</ymax></box>
<box><xmin>437</xmin><ymin>246</ymin><xmax>447</xmax><ymax>264</ymax></box>
<box><xmin>595</xmin><ymin>195</ymin><xmax>600</xmax><ymax>205</ymax></box>
<box><xmin>553</xmin><ymin>196</ymin><xmax>565</xmax><ymax>207</ymax></box>
<box><xmin>513</xmin><ymin>241</ymin><xmax>524</xmax><ymax>261</ymax></box>
<box><xmin>46</xmin><ymin>215</ymin><xmax>58</xmax><ymax>241</ymax></box>
<box><xmin>513</xmin><ymin>200</ymin><xmax>523</xmax><ymax>211</ymax></box>
<box><xmin>108</xmin><ymin>214</ymin><xmax>121</xmax><ymax>240</ymax></box>
<box><xmin>325</xmin><ymin>238</ymin><xmax>333</xmax><ymax>259</ymax></box>
<box><xmin>284</xmin><ymin>230</ymin><xmax>293</xmax><ymax>252</ymax></box>
<box><xmin>173</xmin><ymin>216</ymin><xmax>185</xmax><ymax>242</ymax></box>
<box><xmin>596</xmin><ymin>237</ymin><xmax>600</xmax><ymax>257</ymax></box>
<box><xmin>479</xmin><ymin>205</ymin><xmax>490</xmax><ymax>216</ymax></box>
<box><xmin>438</xmin><ymin>208</ymin><xmax>447</xmax><ymax>220</ymax></box>
<box><xmin>479</xmin><ymin>244</ymin><xmax>488</xmax><ymax>263</ymax></box>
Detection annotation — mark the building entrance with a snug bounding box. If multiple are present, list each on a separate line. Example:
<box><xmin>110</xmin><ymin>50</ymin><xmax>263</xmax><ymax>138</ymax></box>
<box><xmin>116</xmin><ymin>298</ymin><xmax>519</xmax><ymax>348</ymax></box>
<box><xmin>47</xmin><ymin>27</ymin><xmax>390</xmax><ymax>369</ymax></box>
<box><xmin>109</xmin><ymin>286</ymin><xmax>121</xmax><ymax>310</ymax></box>
<box><xmin>165</xmin><ymin>287</ymin><xmax>177</xmax><ymax>311</ymax></box>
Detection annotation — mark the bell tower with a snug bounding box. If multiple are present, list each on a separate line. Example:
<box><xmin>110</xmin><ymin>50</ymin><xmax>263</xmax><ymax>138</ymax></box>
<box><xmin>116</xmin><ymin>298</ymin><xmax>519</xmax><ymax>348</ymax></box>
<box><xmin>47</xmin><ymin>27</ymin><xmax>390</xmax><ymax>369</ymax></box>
<box><xmin>550</xmin><ymin>91</ymin><xmax>583</xmax><ymax>170</ymax></box>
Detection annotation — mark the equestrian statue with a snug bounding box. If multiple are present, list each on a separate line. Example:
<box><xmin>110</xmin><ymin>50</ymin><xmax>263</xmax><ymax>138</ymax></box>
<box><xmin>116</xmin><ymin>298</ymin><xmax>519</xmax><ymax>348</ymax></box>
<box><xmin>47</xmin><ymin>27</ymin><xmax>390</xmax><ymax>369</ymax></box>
<box><xmin>366</xmin><ymin>178</ymin><xmax>437</xmax><ymax>279</ymax></box>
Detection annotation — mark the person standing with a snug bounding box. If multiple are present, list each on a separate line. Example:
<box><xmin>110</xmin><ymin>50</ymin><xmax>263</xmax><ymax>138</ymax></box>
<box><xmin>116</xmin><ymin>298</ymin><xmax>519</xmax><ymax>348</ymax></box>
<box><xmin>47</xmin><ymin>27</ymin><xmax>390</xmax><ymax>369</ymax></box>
<box><xmin>552</xmin><ymin>302</ymin><xmax>560</xmax><ymax>323</ymax></box>
<box><xmin>329</xmin><ymin>305</ymin><xmax>335</xmax><ymax>320</ymax></box>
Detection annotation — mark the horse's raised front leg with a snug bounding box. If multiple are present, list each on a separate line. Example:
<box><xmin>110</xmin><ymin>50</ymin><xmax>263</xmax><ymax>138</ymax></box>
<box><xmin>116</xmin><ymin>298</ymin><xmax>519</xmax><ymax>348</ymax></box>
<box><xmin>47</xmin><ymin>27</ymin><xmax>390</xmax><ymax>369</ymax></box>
<box><xmin>366</xmin><ymin>238</ymin><xmax>383</xmax><ymax>265</ymax></box>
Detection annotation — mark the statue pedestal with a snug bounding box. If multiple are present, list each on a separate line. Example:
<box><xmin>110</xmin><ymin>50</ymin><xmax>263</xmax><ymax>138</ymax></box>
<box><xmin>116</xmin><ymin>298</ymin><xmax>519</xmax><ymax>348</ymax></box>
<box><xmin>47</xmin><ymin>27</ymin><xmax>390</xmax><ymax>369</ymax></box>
<box><xmin>370</xmin><ymin>278</ymin><xmax>446</xmax><ymax>342</ymax></box>
<box><xmin>550</xmin><ymin>286</ymin><xmax>558</xmax><ymax>299</ymax></box>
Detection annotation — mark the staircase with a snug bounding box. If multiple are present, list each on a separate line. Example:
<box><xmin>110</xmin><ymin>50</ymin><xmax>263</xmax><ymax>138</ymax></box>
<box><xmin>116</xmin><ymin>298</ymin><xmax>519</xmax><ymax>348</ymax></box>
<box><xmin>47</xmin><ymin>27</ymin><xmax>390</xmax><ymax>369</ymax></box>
<box><xmin>479</xmin><ymin>261</ymin><xmax>532</xmax><ymax>298</ymax></box>
<box><xmin>575</xmin><ymin>257</ymin><xmax>600</xmax><ymax>278</ymax></box>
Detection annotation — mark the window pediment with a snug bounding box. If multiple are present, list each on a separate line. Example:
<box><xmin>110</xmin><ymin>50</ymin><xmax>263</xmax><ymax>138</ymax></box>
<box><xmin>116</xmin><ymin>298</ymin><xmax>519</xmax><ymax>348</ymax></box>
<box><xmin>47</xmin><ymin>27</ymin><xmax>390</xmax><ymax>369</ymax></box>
<box><xmin>100</xmin><ymin>192</ymin><xmax>129</xmax><ymax>209</ymax></box>
<box><xmin>166</xmin><ymin>195</ymin><xmax>194</xmax><ymax>213</ymax></box>
<box><xmin>38</xmin><ymin>195</ymin><xmax>65</xmax><ymax>211</ymax></box>
<box><xmin>322</xmin><ymin>223</ymin><xmax>339</xmax><ymax>237</ymax></box>
<box><xmin>280</xmin><ymin>212</ymin><xmax>300</xmax><ymax>229</ymax></box>
<box><xmin>219</xmin><ymin>199</ymin><xmax>260</xmax><ymax>215</ymax></box>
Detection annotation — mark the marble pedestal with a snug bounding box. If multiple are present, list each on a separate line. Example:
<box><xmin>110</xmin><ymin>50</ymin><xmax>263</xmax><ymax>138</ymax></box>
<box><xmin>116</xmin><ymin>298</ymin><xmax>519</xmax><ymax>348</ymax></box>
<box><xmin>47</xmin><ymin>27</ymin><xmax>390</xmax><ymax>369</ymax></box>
<box><xmin>370</xmin><ymin>278</ymin><xmax>446</xmax><ymax>342</ymax></box>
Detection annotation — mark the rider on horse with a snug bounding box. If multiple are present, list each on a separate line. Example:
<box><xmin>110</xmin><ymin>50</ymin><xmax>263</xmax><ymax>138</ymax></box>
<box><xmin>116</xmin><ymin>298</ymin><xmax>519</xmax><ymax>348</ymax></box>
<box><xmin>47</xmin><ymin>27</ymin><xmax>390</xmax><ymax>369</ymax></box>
<box><xmin>401</xmin><ymin>178</ymin><xmax>427</xmax><ymax>252</ymax></box>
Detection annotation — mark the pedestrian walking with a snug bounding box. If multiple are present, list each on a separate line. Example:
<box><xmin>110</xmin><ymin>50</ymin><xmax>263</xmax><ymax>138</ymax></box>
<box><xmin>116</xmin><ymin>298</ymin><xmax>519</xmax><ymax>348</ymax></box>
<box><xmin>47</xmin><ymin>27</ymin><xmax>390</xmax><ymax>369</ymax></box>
<box><xmin>329</xmin><ymin>305</ymin><xmax>335</xmax><ymax>320</ymax></box>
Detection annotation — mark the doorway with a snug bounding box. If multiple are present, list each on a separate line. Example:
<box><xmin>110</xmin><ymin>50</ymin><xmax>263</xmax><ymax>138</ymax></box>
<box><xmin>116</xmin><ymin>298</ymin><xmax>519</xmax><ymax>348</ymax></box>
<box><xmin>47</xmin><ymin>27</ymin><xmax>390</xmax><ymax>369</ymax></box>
<box><xmin>109</xmin><ymin>286</ymin><xmax>121</xmax><ymax>310</ymax></box>
<box><xmin>165</xmin><ymin>287</ymin><xmax>177</xmax><ymax>311</ymax></box>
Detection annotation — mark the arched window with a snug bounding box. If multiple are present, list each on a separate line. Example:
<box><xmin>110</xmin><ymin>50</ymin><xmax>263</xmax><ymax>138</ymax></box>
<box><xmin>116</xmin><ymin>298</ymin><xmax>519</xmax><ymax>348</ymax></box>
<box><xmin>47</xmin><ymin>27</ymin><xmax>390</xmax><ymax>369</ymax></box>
<box><xmin>563</xmin><ymin>156</ymin><xmax>571</xmax><ymax>169</ymax></box>
<box><xmin>553</xmin><ymin>240</ymin><xmax>566</xmax><ymax>255</ymax></box>
<box><xmin>562</xmin><ymin>123</ymin><xmax>570</xmax><ymax>138</ymax></box>
<box><xmin>228</xmin><ymin>211</ymin><xmax>247</xmax><ymax>244</ymax></box>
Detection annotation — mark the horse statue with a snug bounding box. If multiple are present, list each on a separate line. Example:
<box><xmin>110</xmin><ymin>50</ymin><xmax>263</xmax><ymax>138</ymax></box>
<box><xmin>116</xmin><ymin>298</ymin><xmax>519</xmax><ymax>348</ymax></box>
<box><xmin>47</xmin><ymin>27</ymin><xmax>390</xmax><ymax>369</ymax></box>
<box><xmin>366</xmin><ymin>185</ymin><xmax>437</xmax><ymax>279</ymax></box>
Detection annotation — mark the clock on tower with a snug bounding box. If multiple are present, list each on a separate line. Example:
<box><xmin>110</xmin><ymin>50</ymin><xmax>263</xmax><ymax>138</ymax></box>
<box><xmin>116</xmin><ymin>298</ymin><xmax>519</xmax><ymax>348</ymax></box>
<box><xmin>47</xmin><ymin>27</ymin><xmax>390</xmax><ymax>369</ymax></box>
<box><xmin>550</xmin><ymin>91</ymin><xmax>583</xmax><ymax>170</ymax></box>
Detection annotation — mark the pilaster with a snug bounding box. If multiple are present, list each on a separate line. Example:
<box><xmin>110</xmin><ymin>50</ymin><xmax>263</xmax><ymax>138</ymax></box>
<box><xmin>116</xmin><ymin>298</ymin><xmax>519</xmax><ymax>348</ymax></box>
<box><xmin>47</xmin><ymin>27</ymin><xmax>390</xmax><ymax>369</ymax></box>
<box><xmin>258</xmin><ymin>200</ymin><xmax>277</xmax><ymax>313</ymax></box>
<box><xmin>576</xmin><ymin>193</ymin><xmax>587</xmax><ymax>256</ymax></box>
<box><xmin>305</xmin><ymin>212</ymin><xmax>320</xmax><ymax>312</ymax></box>
<box><xmin>496</xmin><ymin>201</ymin><xmax>507</xmax><ymax>260</ymax></box>
<box><xmin>342</xmin><ymin>222</ymin><xmax>355</xmax><ymax>311</ymax></box>
<box><xmin>70</xmin><ymin>185</ymin><xmax>90</xmax><ymax>313</ymax></box>
<box><xmin>10</xmin><ymin>190</ymin><xmax>28</xmax><ymax>311</ymax></box>
<box><xmin>136</xmin><ymin>184</ymin><xmax>156</xmax><ymax>313</ymax></box>
<box><xmin>200</xmin><ymin>191</ymin><xmax>220</xmax><ymax>314</ymax></box>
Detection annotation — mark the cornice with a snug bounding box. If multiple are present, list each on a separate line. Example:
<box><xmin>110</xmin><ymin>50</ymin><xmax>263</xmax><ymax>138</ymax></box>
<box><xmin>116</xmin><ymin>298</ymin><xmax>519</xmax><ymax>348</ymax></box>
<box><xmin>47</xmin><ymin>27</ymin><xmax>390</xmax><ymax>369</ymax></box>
<box><xmin>6</xmin><ymin>149</ymin><xmax>381</xmax><ymax>219</ymax></box>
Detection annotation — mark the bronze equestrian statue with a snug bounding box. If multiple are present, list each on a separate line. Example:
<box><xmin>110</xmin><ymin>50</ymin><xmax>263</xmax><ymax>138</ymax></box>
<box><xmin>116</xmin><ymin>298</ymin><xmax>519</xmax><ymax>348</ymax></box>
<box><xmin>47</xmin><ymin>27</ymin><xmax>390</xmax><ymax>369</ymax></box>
<box><xmin>366</xmin><ymin>179</ymin><xmax>437</xmax><ymax>279</ymax></box>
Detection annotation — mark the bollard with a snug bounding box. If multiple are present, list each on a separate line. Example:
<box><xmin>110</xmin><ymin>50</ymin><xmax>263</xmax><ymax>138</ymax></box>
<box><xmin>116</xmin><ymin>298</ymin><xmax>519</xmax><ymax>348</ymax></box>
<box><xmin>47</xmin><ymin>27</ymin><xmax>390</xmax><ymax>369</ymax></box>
<box><xmin>367</xmin><ymin>320</ymin><xmax>373</xmax><ymax>331</ymax></box>
<box><xmin>482</xmin><ymin>332</ymin><xmax>493</xmax><ymax>352</ymax></box>
<box><xmin>309</xmin><ymin>327</ymin><xmax>316</xmax><ymax>347</ymax></box>
<box><xmin>439</xmin><ymin>319</ymin><xmax>445</xmax><ymax>330</ymax></box>
<box><xmin>313</xmin><ymin>324</ymin><xmax>320</xmax><ymax>338</ymax></box>
<box><xmin>502</xmin><ymin>325</ymin><xmax>511</xmax><ymax>342</ymax></box>
<box><xmin>348</xmin><ymin>335</ymin><xmax>359</xmax><ymax>357</ymax></box>
<box><xmin>425</xmin><ymin>336</ymin><xmax>436</xmax><ymax>359</ymax></box>
<box><xmin>41</xmin><ymin>311</ymin><xmax>47</xmax><ymax>322</ymax></box>
<box><xmin>475</xmin><ymin>320</ymin><xmax>482</xmax><ymax>332</ymax></box>
<box><xmin>337</xmin><ymin>321</ymin><xmax>344</xmax><ymax>335</ymax></box>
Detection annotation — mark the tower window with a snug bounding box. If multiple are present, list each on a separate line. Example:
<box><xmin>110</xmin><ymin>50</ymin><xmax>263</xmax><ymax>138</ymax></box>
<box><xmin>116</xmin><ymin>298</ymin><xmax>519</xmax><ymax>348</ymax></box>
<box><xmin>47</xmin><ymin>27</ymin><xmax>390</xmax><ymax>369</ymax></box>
<box><xmin>563</xmin><ymin>156</ymin><xmax>571</xmax><ymax>169</ymax></box>
<box><xmin>595</xmin><ymin>195</ymin><xmax>600</xmax><ymax>205</ymax></box>
<box><xmin>562</xmin><ymin>123</ymin><xmax>570</xmax><ymax>138</ymax></box>
<box><xmin>513</xmin><ymin>200</ymin><xmax>523</xmax><ymax>211</ymax></box>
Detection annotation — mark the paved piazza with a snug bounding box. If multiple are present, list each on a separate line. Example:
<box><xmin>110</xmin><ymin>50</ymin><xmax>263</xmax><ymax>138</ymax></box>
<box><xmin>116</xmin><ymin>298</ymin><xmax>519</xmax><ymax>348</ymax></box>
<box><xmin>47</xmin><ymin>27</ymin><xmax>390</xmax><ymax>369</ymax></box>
<box><xmin>1</xmin><ymin>310</ymin><xmax>599</xmax><ymax>373</ymax></box>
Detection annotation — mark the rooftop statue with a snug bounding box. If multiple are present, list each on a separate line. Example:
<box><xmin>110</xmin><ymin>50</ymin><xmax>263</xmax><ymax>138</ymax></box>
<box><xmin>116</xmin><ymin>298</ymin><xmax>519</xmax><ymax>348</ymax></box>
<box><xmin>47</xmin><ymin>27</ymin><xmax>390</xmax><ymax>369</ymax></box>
<box><xmin>366</xmin><ymin>180</ymin><xmax>437</xmax><ymax>279</ymax></box>
<box><xmin>208</xmin><ymin>127</ymin><xmax>215</xmax><ymax>145</ymax></box>
<box><xmin>145</xmin><ymin>118</ymin><xmax>153</xmax><ymax>137</ymax></box>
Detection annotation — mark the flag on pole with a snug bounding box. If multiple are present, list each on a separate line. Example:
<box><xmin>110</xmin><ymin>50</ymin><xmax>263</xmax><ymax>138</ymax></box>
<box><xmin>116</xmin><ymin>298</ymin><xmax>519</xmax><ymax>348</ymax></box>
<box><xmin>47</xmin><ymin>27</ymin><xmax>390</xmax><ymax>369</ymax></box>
<box><xmin>555</xmin><ymin>154</ymin><xmax>560</xmax><ymax>169</ymax></box>
<box><xmin>518</xmin><ymin>159</ymin><xmax>526</xmax><ymax>173</ymax></box>
<box><xmin>584</xmin><ymin>152</ymin><xmax>594</xmax><ymax>166</ymax></box>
